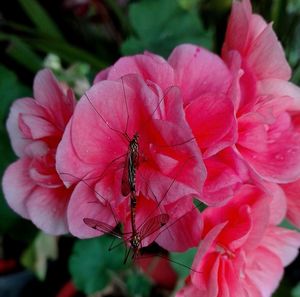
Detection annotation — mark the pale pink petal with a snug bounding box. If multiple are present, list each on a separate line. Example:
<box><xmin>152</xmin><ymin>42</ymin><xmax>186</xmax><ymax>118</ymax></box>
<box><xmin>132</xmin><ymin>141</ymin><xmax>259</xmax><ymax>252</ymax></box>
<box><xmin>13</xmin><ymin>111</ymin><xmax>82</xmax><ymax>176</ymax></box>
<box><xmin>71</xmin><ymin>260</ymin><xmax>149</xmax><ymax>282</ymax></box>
<box><xmin>6</xmin><ymin>98</ymin><xmax>47</xmax><ymax>157</ymax></box>
<box><xmin>238</xmin><ymin>112</ymin><xmax>300</xmax><ymax>183</ymax></box>
<box><xmin>2</xmin><ymin>158</ymin><xmax>35</xmax><ymax>219</ymax></box>
<box><xmin>245</xmin><ymin>247</ymin><xmax>284</xmax><ymax>297</ymax></box>
<box><xmin>257</xmin><ymin>79</ymin><xmax>300</xmax><ymax>111</ymax></box>
<box><xmin>25</xmin><ymin>186</ymin><xmax>69</xmax><ymax>235</ymax></box>
<box><xmin>168</xmin><ymin>44</ymin><xmax>231</xmax><ymax>105</ymax></box>
<box><xmin>56</xmin><ymin>120</ymin><xmax>97</xmax><ymax>186</ymax></box>
<box><xmin>255</xmin><ymin>181</ymin><xmax>287</xmax><ymax>225</ymax></box>
<box><xmin>19</xmin><ymin>113</ymin><xmax>59</xmax><ymax>139</ymax></box>
<box><xmin>67</xmin><ymin>181</ymin><xmax>117</xmax><ymax>238</ymax></box>
<box><xmin>247</xmin><ymin>24</ymin><xmax>291</xmax><ymax>80</ymax></box>
<box><xmin>281</xmin><ymin>179</ymin><xmax>300</xmax><ymax>228</ymax></box>
<box><xmin>261</xmin><ymin>226</ymin><xmax>300</xmax><ymax>266</ymax></box>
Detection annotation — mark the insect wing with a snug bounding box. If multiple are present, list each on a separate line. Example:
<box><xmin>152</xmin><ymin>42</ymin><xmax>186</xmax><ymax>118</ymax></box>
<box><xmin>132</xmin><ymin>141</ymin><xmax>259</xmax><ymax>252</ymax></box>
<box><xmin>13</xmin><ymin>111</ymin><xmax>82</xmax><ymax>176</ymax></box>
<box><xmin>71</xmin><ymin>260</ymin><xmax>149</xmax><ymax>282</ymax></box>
<box><xmin>139</xmin><ymin>214</ymin><xmax>170</xmax><ymax>240</ymax></box>
<box><xmin>83</xmin><ymin>218</ymin><xmax>122</xmax><ymax>239</ymax></box>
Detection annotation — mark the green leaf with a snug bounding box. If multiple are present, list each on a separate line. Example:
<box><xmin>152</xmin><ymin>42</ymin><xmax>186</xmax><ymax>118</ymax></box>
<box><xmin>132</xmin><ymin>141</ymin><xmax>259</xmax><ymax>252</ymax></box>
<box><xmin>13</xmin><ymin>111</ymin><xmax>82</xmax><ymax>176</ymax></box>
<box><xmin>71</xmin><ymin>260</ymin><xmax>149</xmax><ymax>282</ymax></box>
<box><xmin>21</xmin><ymin>232</ymin><xmax>58</xmax><ymax>280</ymax></box>
<box><xmin>0</xmin><ymin>65</ymin><xmax>31</xmax><ymax>122</ymax></box>
<box><xmin>292</xmin><ymin>282</ymin><xmax>300</xmax><ymax>297</ymax></box>
<box><xmin>30</xmin><ymin>38</ymin><xmax>108</xmax><ymax>71</ymax></box>
<box><xmin>122</xmin><ymin>0</ymin><xmax>213</xmax><ymax>57</ymax></box>
<box><xmin>170</xmin><ymin>247</ymin><xmax>197</xmax><ymax>279</ymax></box>
<box><xmin>18</xmin><ymin>0</ymin><xmax>64</xmax><ymax>41</ymax></box>
<box><xmin>6</xmin><ymin>37</ymin><xmax>43</xmax><ymax>72</ymax></box>
<box><xmin>280</xmin><ymin>219</ymin><xmax>300</xmax><ymax>232</ymax></box>
<box><xmin>125</xmin><ymin>270</ymin><xmax>152</xmax><ymax>297</ymax></box>
<box><xmin>193</xmin><ymin>198</ymin><xmax>207</xmax><ymax>212</ymax></box>
<box><xmin>69</xmin><ymin>235</ymin><xmax>130</xmax><ymax>294</ymax></box>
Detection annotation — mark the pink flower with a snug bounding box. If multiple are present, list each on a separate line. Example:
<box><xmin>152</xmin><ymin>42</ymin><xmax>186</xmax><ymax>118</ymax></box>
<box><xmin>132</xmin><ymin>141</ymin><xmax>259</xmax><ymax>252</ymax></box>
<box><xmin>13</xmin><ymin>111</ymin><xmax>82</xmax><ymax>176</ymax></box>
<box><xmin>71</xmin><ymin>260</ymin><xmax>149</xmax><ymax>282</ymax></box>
<box><xmin>57</xmin><ymin>73</ymin><xmax>204</xmax><ymax>250</ymax></box>
<box><xmin>221</xmin><ymin>0</ymin><xmax>300</xmax><ymax>184</ymax></box>
<box><xmin>2</xmin><ymin>69</ymin><xmax>76</xmax><ymax>235</ymax></box>
<box><xmin>93</xmin><ymin>44</ymin><xmax>238</xmax><ymax>205</ymax></box>
<box><xmin>177</xmin><ymin>185</ymin><xmax>300</xmax><ymax>297</ymax></box>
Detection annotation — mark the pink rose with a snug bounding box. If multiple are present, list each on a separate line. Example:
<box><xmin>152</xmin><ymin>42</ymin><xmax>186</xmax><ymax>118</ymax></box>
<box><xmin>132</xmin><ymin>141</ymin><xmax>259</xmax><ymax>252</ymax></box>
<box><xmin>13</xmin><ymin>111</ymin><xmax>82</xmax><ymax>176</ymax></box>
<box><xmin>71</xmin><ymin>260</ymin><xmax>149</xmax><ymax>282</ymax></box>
<box><xmin>2</xmin><ymin>69</ymin><xmax>76</xmax><ymax>234</ymax></box>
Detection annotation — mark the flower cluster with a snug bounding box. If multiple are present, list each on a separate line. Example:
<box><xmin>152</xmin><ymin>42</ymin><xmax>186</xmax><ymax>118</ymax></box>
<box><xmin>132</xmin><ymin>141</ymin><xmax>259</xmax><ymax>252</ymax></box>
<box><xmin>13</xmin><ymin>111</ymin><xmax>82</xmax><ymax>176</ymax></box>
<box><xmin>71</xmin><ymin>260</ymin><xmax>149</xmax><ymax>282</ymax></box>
<box><xmin>2</xmin><ymin>0</ymin><xmax>300</xmax><ymax>296</ymax></box>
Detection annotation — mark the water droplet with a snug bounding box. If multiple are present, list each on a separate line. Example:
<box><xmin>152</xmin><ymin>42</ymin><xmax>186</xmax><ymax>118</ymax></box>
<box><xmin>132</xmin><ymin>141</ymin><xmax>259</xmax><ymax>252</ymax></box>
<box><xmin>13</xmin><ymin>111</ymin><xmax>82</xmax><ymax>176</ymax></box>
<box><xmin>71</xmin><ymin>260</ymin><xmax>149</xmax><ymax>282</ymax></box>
<box><xmin>275</xmin><ymin>154</ymin><xmax>284</xmax><ymax>161</ymax></box>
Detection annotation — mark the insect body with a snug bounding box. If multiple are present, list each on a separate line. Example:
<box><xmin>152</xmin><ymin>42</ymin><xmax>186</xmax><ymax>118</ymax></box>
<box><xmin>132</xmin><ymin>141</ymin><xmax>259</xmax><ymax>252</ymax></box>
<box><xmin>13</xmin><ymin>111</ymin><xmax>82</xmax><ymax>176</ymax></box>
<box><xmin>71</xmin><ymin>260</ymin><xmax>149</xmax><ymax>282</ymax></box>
<box><xmin>84</xmin><ymin>212</ymin><xmax>169</xmax><ymax>262</ymax></box>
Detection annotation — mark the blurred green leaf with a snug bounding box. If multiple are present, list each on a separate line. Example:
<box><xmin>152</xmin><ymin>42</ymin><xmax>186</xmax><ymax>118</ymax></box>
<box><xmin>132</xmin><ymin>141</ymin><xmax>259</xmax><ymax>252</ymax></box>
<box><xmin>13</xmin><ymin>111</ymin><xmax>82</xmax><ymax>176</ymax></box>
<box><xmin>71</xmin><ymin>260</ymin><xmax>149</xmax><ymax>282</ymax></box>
<box><xmin>18</xmin><ymin>0</ymin><xmax>64</xmax><ymax>41</ymax></box>
<box><xmin>170</xmin><ymin>247</ymin><xmax>197</xmax><ymax>279</ymax></box>
<box><xmin>0</xmin><ymin>65</ymin><xmax>31</xmax><ymax>122</ymax></box>
<box><xmin>6</xmin><ymin>37</ymin><xmax>43</xmax><ymax>72</ymax></box>
<box><xmin>69</xmin><ymin>235</ymin><xmax>130</xmax><ymax>294</ymax></box>
<box><xmin>125</xmin><ymin>270</ymin><xmax>151</xmax><ymax>297</ymax></box>
<box><xmin>30</xmin><ymin>38</ymin><xmax>108</xmax><ymax>71</ymax></box>
<box><xmin>292</xmin><ymin>282</ymin><xmax>300</xmax><ymax>297</ymax></box>
<box><xmin>280</xmin><ymin>219</ymin><xmax>300</xmax><ymax>232</ymax></box>
<box><xmin>21</xmin><ymin>232</ymin><xmax>58</xmax><ymax>280</ymax></box>
<box><xmin>193</xmin><ymin>198</ymin><xmax>207</xmax><ymax>212</ymax></box>
<box><xmin>122</xmin><ymin>0</ymin><xmax>213</xmax><ymax>57</ymax></box>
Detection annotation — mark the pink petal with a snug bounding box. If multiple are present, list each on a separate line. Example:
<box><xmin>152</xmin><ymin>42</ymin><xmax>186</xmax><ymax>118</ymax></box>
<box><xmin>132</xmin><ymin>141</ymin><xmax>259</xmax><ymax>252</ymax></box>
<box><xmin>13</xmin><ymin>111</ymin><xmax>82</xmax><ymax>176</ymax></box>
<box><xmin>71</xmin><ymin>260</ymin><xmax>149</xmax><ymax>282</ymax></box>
<box><xmin>2</xmin><ymin>158</ymin><xmax>35</xmax><ymax>219</ymax></box>
<box><xmin>56</xmin><ymin>120</ymin><xmax>97</xmax><ymax>186</ymax></box>
<box><xmin>203</xmin><ymin>148</ymin><xmax>249</xmax><ymax>206</ymax></box>
<box><xmin>247</xmin><ymin>24</ymin><xmax>291</xmax><ymax>80</ymax></box>
<box><xmin>25</xmin><ymin>186</ymin><xmax>69</xmax><ymax>235</ymax></box>
<box><xmin>238</xmin><ymin>112</ymin><xmax>300</xmax><ymax>183</ymax></box>
<box><xmin>185</xmin><ymin>93</ymin><xmax>236</xmax><ymax>157</ymax></box>
<box><xmin>222</xmin><ymin>0</ymin><xmax>253</xmax><ymax>57</ymax></box>
<box><xmin>6</xmin><ymin>98</ymin><xmax>47</xmax><ymax>157</ymax></box>
<box><xmin>256</xmin><ymin>181</ymin><xmax>287</xmax><ymax>225</ymax></box>
<box><xmin>107</xmin><ymin>53</ymin><xmax>174</xmax><ymax>91</ymax></box>
<box><xmin>257</xmin><ymin>79</ymin><xmax>300</xmax><ymax>111</ymax></box>
<box><xmin>168</xmin><ymin>44</ymin><xmax>231</xmax><ymax>105</ymax></box>
<box><xmin>33</xmin><ymin>69</ymin><xmax>76</xmax><ymax>130</ymax></box>
<box><xmin>281</xmin><ymin>179</ymin><xmax>300</xmax><ymax>228</ymax></box>
<box><xmin>245</xmin><ymin>247</ymin><xmax>283</xmax><ymax>297</ymax></box>
<box><xmin>261</xmin><ymin>226</ymin><xmax>300</xmax><ymax>266</ymax></box>
<box><xmin>67</xmin><ymin>181</ymin><xmax>117</xmax><ymax>238</ymax></box>
<box><xmin>156</xmin><ymin>197</ymin><xmax>203</xmax><ymax>252</ymax></box>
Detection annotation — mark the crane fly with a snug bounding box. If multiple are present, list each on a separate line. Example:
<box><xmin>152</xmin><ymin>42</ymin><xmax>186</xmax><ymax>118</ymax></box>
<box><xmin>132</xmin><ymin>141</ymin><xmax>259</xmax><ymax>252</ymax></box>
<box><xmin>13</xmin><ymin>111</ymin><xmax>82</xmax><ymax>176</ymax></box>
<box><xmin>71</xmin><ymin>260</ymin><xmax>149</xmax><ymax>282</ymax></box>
<box><xmin>83</xmin><ymin>212</ymin><xmax>169</xmax><ymax>263</ymax></box>
<box><xmin>80</xmin><ymin>74</ymin><xmax>200</xmax><ymax>203</ymax></box>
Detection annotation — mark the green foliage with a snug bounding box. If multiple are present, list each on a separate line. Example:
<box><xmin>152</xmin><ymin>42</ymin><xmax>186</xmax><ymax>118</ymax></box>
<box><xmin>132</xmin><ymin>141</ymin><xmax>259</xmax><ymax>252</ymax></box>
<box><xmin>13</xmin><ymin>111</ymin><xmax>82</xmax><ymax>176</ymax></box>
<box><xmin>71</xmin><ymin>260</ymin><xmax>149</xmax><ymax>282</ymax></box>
<box><xmin>292</xmin><ymin>282</ymin><xmax>300</xmax><ymax>297</ymax></box>
<box><xmin>69</xmin><ymin>236</ymin><xmax>130</xmax><ymax>294</ymax></box>
<box><xmin>18</xmin><ymin>0</ymin><xmax>64</xmax><ymax>41</ymax></box>
<box><xmin>170</xmin><ymin>247</ymin><xmax>197</xmax><ymax>279</ymax></box>
<box><xmin>125</xmin><ymin>270</ymin><xmax>152</xmax><ymax>297</ymax></box>
<box><xmin>193</xmin><ymin>198</ymin><xmax>207</xmax><ymax>212</ymax></box>
<box><xmin>122</xmin><ymin>0</ymin><xmax>213</xmax><ymax>57</ymax></box>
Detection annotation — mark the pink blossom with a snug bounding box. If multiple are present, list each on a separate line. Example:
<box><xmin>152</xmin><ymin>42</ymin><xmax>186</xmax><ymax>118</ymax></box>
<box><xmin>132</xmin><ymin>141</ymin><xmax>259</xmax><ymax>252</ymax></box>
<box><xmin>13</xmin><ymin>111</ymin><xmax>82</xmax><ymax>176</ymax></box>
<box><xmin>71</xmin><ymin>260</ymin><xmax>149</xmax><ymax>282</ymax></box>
<box><xmin>57</xmin><ymin>73</ymin><xmax>205</xmax><ymax>250</ymax></box>
<box><xmin>93</xmin><ymin>44</ymin><xmax>238</xmax><ymax>205</ymax></box>
<box><xmin>177</xmin><ymin>185</ymin><xmax>300</xmax><ymax>297</ymax></box>
<box><xmin>2</xmin><ymin>69</ymin><xmax>76</xmax><ymax>235</ymax></box>
<box><xmin>221</xmin><ymin>0</ymin><xmax>300</xmax><ymax>184</ymax></box>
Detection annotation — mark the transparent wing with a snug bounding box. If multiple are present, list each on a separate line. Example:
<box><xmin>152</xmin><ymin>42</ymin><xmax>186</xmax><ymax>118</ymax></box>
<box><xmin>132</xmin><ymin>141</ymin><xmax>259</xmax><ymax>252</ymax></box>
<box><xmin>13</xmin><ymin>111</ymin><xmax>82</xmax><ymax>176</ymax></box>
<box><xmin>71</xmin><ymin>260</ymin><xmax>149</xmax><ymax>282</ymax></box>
<box><xmin>139</xmin><ymin>214</ymin><xmax>169</xmax><ymax>240</ymax></box>
<box><xmin>83</xmin><ymin>218</ymin><xmax>122</xmax><ymax>239</ymax></box>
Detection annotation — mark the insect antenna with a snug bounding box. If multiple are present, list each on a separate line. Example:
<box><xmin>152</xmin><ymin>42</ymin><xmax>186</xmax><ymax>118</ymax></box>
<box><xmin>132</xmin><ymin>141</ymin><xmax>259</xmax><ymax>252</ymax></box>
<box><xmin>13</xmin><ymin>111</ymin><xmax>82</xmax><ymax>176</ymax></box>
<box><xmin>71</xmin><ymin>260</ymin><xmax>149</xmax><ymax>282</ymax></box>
<box><xmin>84</xmin><ymin>91</ymin><xmax>130</xmax><ymax>142</ymax></box>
